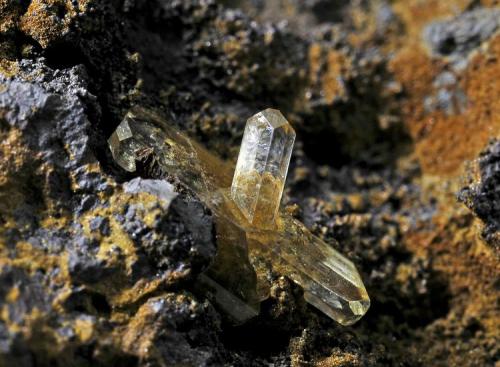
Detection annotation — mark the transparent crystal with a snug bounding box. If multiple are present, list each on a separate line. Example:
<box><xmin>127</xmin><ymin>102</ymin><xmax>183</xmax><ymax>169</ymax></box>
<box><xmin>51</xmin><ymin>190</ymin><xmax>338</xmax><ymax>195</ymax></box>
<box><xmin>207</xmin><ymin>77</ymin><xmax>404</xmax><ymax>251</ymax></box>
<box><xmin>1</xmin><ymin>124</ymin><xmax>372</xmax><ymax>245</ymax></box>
<box><xmin>231</xmin><ymin>109</ymin><xmax>296</xmax><ymax>228</ymax></box>
<box><xmin>108</xmin><ymin>120</ymin><xmax>141</xmax><ymax>172</ymax></box>
<box><xmin>108</xmin><ymin>107</ymin><xmax>370</xmax><ymax>325</ymax></box>
<box><xmin>246</xmin><ymin>216</ymin><xmax>370</xmax><ymax>325</ymax></box>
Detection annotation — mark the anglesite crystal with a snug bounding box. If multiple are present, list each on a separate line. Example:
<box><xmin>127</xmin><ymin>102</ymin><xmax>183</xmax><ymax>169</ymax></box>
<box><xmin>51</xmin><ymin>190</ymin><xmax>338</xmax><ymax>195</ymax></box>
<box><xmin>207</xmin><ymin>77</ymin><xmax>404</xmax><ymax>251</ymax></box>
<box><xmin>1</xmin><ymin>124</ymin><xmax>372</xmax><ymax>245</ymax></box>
<box><xmin>108</xmin><ymin>107</ymin><xmax>370</xmax><ymax>326</ymax></box>
<box><xmin>231</xmin><ymin>109</ymin><xmax>295</xmax><ymax>228</ymax></box>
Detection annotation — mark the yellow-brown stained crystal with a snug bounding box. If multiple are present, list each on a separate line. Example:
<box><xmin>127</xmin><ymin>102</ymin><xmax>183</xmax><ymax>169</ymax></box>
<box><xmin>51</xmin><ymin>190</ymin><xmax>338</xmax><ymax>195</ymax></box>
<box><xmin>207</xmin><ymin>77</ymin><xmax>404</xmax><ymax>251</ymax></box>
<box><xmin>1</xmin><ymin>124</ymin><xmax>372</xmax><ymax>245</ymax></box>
<box><xmin>108</xmin><ymin>107</ymin><xmax>370</xmax><ymax>326</ymax></box>
<box><xmin>108</xmin><ymin>119</ymin><xmax>141</xmax><ymax>172</ymax></box>
<box><xmin>231</xmin><ymin>109</ymin><xmax>295</xmax><ymax>228</ymax></box>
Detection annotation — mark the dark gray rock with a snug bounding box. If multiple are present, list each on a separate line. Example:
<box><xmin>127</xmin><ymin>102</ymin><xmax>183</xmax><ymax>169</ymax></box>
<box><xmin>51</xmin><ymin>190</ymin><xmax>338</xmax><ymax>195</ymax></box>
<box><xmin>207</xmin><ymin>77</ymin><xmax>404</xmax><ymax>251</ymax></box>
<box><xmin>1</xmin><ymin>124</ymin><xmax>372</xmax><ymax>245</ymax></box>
<box><xmin>423</xmin><ymin>8</ymin><xmax>500</xmax><ymax>61</ymax></box>
<box><xmin>120</xmin><ymin>177</ymin><xmax>216</xmax><ymax>276</ymax></box>
<box><xmin>89</xmin><ymin>216</ymin><xmax>111</xmax><ymax>236</ymax></box>
<box><xmin>0</xmin><ymin>266</ymin><xmax>51</xmax><ymax>324</ymax></box>
<box><xmin>0</xmin><ymin>321</ymin><xmax>33</xmax><ymax>367</ymax></box>
<box><xmin>0</xmin><ymin>57</ymin><xmax>220</xmax><ymax>364</ymax></box>
<box><xmin>68</xmin><ymin>249</ymin><xmax>109</xmax><ymax>284</ymax></box>
<box><xmin>0</xmin><ymin>61</ymin><xmax>95</xmax><ymax>170</ymax></box>
<box><xmin>459</xmin><ymin>139</ymin><xmax>500</xmax><ymax>252</ymax></box>
<box><xmin>424</xmin><ymin>87</ymin><xmax>468</xmax><ymax>115</ymax></box>
<box><xmin>124</xmin><ymin>293</ymin><xmax>222</xmax><ymax>366</ymax></box>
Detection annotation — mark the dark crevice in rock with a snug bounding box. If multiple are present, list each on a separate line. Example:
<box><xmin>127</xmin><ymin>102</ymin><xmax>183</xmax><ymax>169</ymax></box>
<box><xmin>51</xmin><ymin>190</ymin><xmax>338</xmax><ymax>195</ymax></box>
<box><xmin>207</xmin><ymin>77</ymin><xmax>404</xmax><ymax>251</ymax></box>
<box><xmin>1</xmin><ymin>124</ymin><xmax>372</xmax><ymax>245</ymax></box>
<box><xmin>311</xmin><ymin>0</ymin><xmax>351</xmax><ymax>23</ymax></box>
<box><xmin>45</xmin><ymin>42</ymin><xmax>87</xmax><ymax>70</ymax></box>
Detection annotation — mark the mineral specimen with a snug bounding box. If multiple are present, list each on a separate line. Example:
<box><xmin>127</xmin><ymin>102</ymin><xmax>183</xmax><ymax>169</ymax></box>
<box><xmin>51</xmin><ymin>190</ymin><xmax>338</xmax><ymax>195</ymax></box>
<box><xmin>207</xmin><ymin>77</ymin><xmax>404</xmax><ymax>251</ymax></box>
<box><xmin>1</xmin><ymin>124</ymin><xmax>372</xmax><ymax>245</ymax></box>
<box><xmin>108</xmin><ymin>107</ymin><xmax>370</xmax><ymax>325</ymax></box>
<box><xmin>231</xmin><ymin>109</ymin><xmax>296</xmax><ymax>228</ymax></box>
<box><xmin>108</xmin><ymin>118</ymin><xmax>142</xmax><ymax>172</ymax></box>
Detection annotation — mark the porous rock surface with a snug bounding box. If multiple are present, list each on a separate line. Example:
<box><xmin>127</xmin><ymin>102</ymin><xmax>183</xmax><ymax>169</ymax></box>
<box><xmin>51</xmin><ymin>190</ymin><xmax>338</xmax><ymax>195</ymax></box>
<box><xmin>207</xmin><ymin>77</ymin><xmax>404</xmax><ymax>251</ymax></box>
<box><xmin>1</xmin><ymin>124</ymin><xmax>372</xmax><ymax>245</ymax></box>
<box><xmin>0</xmin><ymin>0</ymin><xmax>499</xmax><ymax>366</ymax></box>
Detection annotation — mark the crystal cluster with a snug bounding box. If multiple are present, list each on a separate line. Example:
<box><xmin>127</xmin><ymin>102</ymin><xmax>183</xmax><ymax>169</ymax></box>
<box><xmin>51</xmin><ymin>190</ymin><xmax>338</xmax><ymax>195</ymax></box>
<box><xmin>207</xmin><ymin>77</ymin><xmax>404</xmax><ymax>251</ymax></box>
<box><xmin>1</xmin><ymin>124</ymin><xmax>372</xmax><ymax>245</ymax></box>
<box><xmin>108</xmin><ymin>107</ymin><xmax>370</xmax><ymax>325</ymax></box>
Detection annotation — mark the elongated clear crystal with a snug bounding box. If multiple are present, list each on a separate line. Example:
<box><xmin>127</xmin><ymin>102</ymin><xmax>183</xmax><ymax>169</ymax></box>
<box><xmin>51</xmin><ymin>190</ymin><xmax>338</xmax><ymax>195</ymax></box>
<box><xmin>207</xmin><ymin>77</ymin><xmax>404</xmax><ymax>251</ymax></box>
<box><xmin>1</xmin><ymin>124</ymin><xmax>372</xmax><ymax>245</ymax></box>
<box><xmin>231</xmin><ymin>109</ymin><xmax>295</xmax><ymax>227</ymax></box>
<box><xmin>246</xmin><ymin>216</ymin><xmax>370</xmax><ymax>325</ymax></box>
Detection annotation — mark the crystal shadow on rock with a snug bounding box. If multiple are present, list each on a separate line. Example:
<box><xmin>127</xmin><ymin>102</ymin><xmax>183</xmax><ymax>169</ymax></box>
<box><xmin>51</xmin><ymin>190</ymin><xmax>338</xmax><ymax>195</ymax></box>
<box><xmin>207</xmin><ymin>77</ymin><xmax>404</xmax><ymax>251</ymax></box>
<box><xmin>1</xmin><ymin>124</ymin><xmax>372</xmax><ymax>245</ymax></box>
<box><xmin>108</xmin><ymin>107</ymin><xmax>370</xmax><ymax>326</ymax></box>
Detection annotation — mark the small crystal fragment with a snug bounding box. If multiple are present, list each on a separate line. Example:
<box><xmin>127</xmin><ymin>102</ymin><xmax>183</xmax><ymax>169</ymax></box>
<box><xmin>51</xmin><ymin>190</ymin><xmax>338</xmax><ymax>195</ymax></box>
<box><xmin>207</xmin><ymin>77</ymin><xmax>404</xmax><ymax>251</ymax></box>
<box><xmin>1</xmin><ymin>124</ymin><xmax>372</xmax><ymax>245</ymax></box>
<box><xmin>108</xmin><ymin>119</ymin><xmax>141</xmax><ymax>172</ymax></box>
<box><xmin>197</xmin><ymin>274</ymin><xmax>259</xmax><ymax>324</ymax></box>
<box><xmin>231</xmin><ymin>109</ymin><xmax>296</xmax><ymax>228</ymax></box>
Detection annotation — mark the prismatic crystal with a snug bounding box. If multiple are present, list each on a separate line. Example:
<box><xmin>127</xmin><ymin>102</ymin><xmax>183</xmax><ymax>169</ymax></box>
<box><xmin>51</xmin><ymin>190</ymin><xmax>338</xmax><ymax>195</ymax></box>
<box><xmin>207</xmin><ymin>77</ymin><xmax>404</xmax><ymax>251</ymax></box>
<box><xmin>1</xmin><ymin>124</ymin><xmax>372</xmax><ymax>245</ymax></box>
<box><xmin>231</xmin><ymin>109</ymin><xmax>295</xmax><ymax>228</ymax></box>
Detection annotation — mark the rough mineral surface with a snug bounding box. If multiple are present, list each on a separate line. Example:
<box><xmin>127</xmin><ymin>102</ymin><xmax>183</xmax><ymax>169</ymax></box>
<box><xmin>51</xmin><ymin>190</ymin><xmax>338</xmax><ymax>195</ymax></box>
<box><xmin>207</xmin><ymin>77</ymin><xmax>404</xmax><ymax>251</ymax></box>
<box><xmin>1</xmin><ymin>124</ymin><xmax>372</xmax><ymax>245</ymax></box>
<box><xmin>0</xmin><ymin>0</ymin><xmax>499</xmax><ymax>366</ymax></box>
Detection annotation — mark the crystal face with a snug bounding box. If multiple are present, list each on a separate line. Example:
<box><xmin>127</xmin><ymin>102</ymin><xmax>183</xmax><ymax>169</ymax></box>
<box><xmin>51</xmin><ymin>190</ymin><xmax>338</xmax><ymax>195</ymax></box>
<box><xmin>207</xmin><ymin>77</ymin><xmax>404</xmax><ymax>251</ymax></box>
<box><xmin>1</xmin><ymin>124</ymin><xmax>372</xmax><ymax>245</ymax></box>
<box><xmin>231</xmin><ymin>109</ymin><xmax>296</xmax><ymax>227</ymax></box>
<box><xmin>108</xmin><ymin>119</ymin><xmax>138</xmax><ymax>172</ymax></box>
<box><xmin>108</xmin><ymin>107</ymin><xmax>370</xmax><ymax>326</ymax></box>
